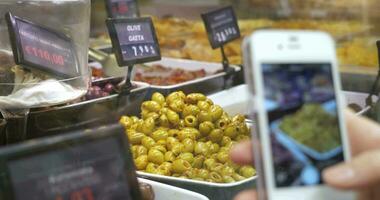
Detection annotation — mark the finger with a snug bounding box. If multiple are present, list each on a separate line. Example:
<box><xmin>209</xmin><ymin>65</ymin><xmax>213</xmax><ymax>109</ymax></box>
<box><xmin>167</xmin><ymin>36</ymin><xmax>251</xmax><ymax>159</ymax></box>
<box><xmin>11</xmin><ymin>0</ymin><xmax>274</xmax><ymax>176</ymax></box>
<box><xmin>230</xmin><ymin>140</ymin><xmax>254</xmax><ymax>165</ymax></box>
<box><xmin>234</xmin><ymin>190</ymin><xmax>258</xmax><ymax>200</ymax></box>
<box><xmin>323</xmin><ymin>149</ymin><xmax>380</xmax><ymax>190</ymax></box>
<box><xmin>345</xmin><ymin>109</ymin><xmax>380</xmax><ymax>155</ymax></box>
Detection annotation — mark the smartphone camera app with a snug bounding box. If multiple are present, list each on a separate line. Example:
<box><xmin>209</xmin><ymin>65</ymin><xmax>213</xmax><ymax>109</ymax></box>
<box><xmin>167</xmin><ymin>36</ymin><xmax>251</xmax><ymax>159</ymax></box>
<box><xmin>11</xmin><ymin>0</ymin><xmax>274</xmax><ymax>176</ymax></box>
<box><xmin>262</xmin><ymin>63</ymin><xmax>344</xmax><ymax>188</ymax></box>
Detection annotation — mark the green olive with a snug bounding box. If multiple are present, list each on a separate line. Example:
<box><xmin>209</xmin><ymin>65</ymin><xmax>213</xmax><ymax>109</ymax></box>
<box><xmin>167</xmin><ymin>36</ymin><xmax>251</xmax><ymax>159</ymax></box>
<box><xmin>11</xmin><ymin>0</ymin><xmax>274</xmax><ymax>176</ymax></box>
<box><xmin>197</xmin><ymin>101</ymin><xmax>211</xmax><ymax>111</ymax></box>
<box><xmin>142</xmin><ymin>101</ymin><xmax>161</xmax><ymax>113</ymax></box>
<box><xmin>159</xmin><ymin>114</ymin><xmax>170</xmax><ymax>127</ymax></box>
<box><xmin>182</xmin><ymin>105</ymin><xmax>200</xmax><ymax>117</ymax></box>
<box><xmin>205</xmin><ymin>98</ymin><xmax>214</xmax><ymax>105</ymax></box>
<box><xmin>239</xmin><ymin>166</ymin><xmax>256</xmax><ymax>178</ymax></box>
<box><xmin>203</xmin><ymin>158</ymin><xmax>216</xmax><ymax>170</ymax></box>
<box><xmin>167</xmin><ymin>129</ymin><xmax>179</xmax><ymax>137</ymax></box>
<box><xmin>151</xmin><ymin>129</ymin><xmax>169</xmax><ymax>141</ymax></box>
<box><xmin>223</xmin><ymin>176</ymin><xmax>235</xmax><ymax>183</ymax></box>
<box><xmin>216</xmin><ymin>118</ymin><xmax>230</xmax><ymax>129</ymax></box>
<box><xmin>169</xmin><ymin>99</ymin><xmax>185</xmax><ymax>112</ymax></box>
<box><xmin>148</xmin><ymin>149</ymin><xmax>165</xmax><ymax>165</ymax></box>
<box><xmin>236</xmin><ymin>135</ymin><xmax>250</xmax><ymax>142</ymax></box>
<box><xmin>161</xmin><ymin>162</ymin><xmax>173</xmax><ymax>171</ymax></box>
<box><xmin>198</xmin><ymin>111</ymin><xmax>212</xmax><ymax>123</ymax></box>
<box><xmin>208</xmin><ymin>129</ymin><xmax>223</xmax><ymax>143</ymax></box>
<box><xmin>178</xmin><ymin>119</ymin><xmax>186</xmax><ymax>129</ymax></box>
<box><xmin>232</xmin><ymin>173</ymin><xmax>246</xmax><ymax>181</ymax></box>
<box><xmin>184</xmin><ymin>115</ymin><xmax>198</xmax><ymax>128</ymax></box>
<box><xmin>172</xmin><ymin>159</ymin><xmax>192</xmax><ymax>174</ymax></box>
<box><xmin>131</xmin><ymin>146</ymin><xmax>138</xmax><ymax>159</ymax></box>
<box><xmin>135</xmin><ymin>145</ymin><xmax>148</xmax><ymax>157</ymax></box>
<box><xmin>209</xmin><ymin>143</ymin><xmax>220</xmax><ymax>154</ymax></box>
<box><xmin>210</xmin><ymin>105</ymin><xmax>223</xmax><ymax>122</ymax></box>
<box><xmin>232</xmin><ymin>114</ymin><xmax>246</xmax><ymax>123</ymax></box>
<box><xmin>199</xmin><ymin>121</ymin><xmax>215</xmax><ymax>137</ymax></box>
<box><xmin>166</xmin><ymin>92</ymin><xmax>185</xmax><ymax>104</ymax></box>
<box><xmin>221</xmin><ymin>136</ymin><xmax>232</xmax><ymax>147</ymax></box>
<box><xmin>197</xmin><ymin>169</ymin><xmax>209</xmax><ymax>179</ymax></box>
<box><xmin>157</xmin><ymin>139</ymin><xmax>166</xmax><ymax>146</ymax></box>
<box><xmin>178</xmin><ymin>152</ymin><xmax>194</xmax><ymax>164</ymax></box>
<box><xmin>164</xmin><ymin>151</ymin><xmax>176</xmax><ymax>162</ymax></box>
<box><xmin>167</xmin><ymin>110</ymin><xmax>180</xmax><ymax>125</ymax></box>
<box><xmin>130</xmin><ymin>116</ymin><xmax>140</xmax><ymax>124</ymax></box>
<box><xmin>141</xmin><ymin>117</ymin><xmax>155</xmax><ymax>134</ymax></box>
<box><xmin>182</xmin><ymin>138</ymin><xmax>195</xmax><ymax>153</ymax></box>
<box><xmin>183</xmin><ymin>169</ymin><xmax>196</xmax><ymax>178</ymax></box>
<box><xmin>157</xmin><ymin>167</ymin><xmax>171</xmax><ymax>176</ymax></box>
<box><xmin>192</xmin><ymin>155</ymin><xmax>205</xmax><ymax>168</ymax></box>
<box><xmin>224</xmin><ymin>124</ymin><xmax>239</xmax><ymax>139</ymax></box>
<box><xmin>166</xmin><ymin>136</ymin><xmax>179</xmax><ymax>150</ymax></box>
<box><xmin>152</xmin><ymin>92</ymin><xmax>166</xmax><ymax>105</ymax></box>
<box><xmin>171</xmin><ymin>143</ymin><xmax>184</xmax><ymax>156</ymax></box>
<box><xmin>210</xmin><ymin>163</ymin><xmax>223</xmax><ymax>172</ymax></box>
<box><xmin>120</xmin><ymin>116</ymin><xmax>133</xmax><ymax>128</ymax></box>
<box><xmin>141</xmin><ymin>137</ymin><xmax>156</xmax><ymax>149</ymax></box>
<box><xmin>146</xmin><ymin>163</ymin><xmax>159</xmax><ymax>173</ymax></box>
<box><xmin>151</xmin><ymin>145</ymin><xmax>167</xmax><ymax>153</ymax></box>
<box><xmin>127</xmin><ymin>131</ymin><xmax>145</xmax><ymax>145</ymax></box>
<box><xmin>194</xmin><ymin>142</ymin><xmax>210</xmax><ymax>156</ymax></box>
<box><xmin>185</xmin><ymin>93</ymin><xmax>207</xmax><ymax>104</ymax></box>
<box><xmin>135</xmin><ymin>155</ymin><xmax>148</xmax><ymax>170</ymax></box>
<box><xmin>221</xmin><ymin>166</ymin><xmax>236</xmax><ymax>176</ymax></box>
<box><xmin>209</xmin><ymin>172</ymin><xmax>223</xmax><ymax>183</ymax></box>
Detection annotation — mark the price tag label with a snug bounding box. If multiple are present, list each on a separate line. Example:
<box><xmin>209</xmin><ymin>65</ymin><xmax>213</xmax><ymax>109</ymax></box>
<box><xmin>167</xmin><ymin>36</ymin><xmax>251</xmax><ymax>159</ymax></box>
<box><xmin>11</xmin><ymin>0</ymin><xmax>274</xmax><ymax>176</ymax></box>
<box><xmin>0</xmin><ymin>125</ymin><xmax>142</xmax><ymax>200</ymax></box>
<box><xmin>106</xmin><ymin>17</ymin><xmax>161</xmax><ymax>66</ymax></box>
<box><xmin>105</xmin><ymin>0</ymin><xmax>139</xmax><ymax>18</ymax></box>
<box><xmin>201</xmin><ymin>6</ymin><xmax>241</xmax><ymax>49</ymax></box>
<box><xmin>5</xmin><ymin>13</ymin><xmax>79</xmax><ymax>79</ymax></box>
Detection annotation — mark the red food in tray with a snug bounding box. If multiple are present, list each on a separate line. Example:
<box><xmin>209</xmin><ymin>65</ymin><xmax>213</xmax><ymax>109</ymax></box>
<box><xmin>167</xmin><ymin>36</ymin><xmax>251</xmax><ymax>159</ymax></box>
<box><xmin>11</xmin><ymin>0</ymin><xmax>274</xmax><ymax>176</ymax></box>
<box><xmin>134</xmin><ymin>64</ymin><xmax>207</xmax><ymax>85</ymax></box>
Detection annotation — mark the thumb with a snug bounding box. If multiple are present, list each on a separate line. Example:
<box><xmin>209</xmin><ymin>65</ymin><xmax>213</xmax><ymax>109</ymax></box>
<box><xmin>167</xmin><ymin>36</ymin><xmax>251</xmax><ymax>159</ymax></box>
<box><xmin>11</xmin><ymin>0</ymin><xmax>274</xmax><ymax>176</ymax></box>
<box><xmin>323</xmin><ymin>149</ymin><xmax>380</xmax><ymax>190</ymax></box>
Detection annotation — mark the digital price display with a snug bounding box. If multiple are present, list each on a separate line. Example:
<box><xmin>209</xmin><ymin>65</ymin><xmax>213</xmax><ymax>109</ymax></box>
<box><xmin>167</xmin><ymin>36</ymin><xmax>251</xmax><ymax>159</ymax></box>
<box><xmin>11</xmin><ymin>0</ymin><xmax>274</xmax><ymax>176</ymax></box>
<box><xmin>0</xmin><ymin>125</ymin><xmax>142</xmax><ymax>200</ymax></box>
<box><xmin>105</xmin><ymin>0</ymin><xmax>139</xmax><ymax>18</ymax></box>
<box><xmin>106</xmin><ymin>17</ymin><xmax>161</xmax><ymax>66</ymax></box>
<box><xmin>201</xmin><ymin>6</ymin><xmax>241</xmax><ymax>49</ymax></box>
<box><xmin>5</xmin><ymin>13</ymin><xmax>79</xmax><ymax>79</ymax></box>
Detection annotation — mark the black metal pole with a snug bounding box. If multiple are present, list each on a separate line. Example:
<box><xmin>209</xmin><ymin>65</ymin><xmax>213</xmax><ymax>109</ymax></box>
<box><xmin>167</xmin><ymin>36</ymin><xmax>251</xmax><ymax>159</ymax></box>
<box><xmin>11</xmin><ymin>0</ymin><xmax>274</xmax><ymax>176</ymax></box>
<box><xmin>365</xmin><ymin>41</ymin><xmax>380</xmax><ymax>107</ymax></box>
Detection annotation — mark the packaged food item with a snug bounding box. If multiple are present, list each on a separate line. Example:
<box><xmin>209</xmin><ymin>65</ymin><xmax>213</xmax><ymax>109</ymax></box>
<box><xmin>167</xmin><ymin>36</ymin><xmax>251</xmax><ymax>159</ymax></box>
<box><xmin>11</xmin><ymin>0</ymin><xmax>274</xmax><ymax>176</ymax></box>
<box><xmin>120</xmin><ymin>91</ymin><xmax>256</xmax><ymax>183</ymax></box>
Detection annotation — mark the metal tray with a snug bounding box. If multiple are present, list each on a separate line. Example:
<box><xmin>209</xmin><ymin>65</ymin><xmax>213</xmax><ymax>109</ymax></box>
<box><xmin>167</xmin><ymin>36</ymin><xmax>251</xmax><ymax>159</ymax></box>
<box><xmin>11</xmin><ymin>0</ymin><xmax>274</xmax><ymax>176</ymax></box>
<box><xmin>136</xmin><ymin>57</ymin><xmax>241</xmax><ymax>96</ymax></box>
<box><xmin>137</xmin><ymin>172</ymin><xmax>256</xmax><ymax>200</ymax></box>
<box><xmin>25</xmin><ymin>80</ymin><xmax>149</xmax><ymax>140</ymax></box>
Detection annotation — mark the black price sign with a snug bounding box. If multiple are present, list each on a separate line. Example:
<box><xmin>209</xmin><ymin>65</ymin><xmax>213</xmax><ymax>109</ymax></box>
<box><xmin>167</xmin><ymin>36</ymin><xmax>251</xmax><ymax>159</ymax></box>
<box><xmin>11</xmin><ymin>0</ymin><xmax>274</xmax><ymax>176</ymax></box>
<box><xmin>106</xmin><ymin>17</ymin><xmax>161</xmax><ymax>66</ymax></box>
<box><xmin>5</xmin><ymin>13</ymin><xmax>79</xmax><ymax>79</ymax></box>
<box><xmin>202</xmin><ymin>6</ymin><xmax>241</xmax><ymax>49</ymax></box>
<box><xmin>0</xmin><ymin>125</ymin><xmax>142</xmax><ymax>200</ymax></box>
<box><xmin>105</xmin><ymin>0</ymin><xmax>139</xmax><ymax>18</ymax></box>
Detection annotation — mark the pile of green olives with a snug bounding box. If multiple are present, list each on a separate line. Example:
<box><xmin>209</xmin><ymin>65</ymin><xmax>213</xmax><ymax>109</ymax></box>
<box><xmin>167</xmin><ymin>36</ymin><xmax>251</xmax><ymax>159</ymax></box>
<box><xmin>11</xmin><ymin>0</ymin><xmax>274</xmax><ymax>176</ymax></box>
<box><xmin>120</xmin><ymin>91</ymin><xmax>256</xmax><ymax>183</ymax></box>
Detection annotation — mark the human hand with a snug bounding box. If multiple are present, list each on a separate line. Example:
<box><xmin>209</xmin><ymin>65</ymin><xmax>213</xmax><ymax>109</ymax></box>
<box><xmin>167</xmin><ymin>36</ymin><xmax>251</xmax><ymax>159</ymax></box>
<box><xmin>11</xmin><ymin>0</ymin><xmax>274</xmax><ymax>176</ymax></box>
<box><xmin>323</xmin><ymin>110</ymin><xmax>380</xmax><ymax>200</ymax></box>
<box><xmin>230</xmin><ymin>110</ymin><xmax>380</xmax><ymax>200</ymax></box>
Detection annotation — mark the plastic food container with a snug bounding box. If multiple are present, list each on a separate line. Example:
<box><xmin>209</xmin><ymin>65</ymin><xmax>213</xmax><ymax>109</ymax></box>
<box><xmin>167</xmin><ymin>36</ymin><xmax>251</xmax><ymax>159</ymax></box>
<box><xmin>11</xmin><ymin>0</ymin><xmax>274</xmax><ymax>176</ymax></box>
<box><xmin>138</xmin><ymin>178</ymin><xmax>209</xmax><ymax>200</ymax></box>
<box><xmin>0</xmin><ymin>0</ymin><xmax>91</xmax><ymax>110</ymax></box>
<box><xmin>137</xmin><ymin>172</ymin><xmax>256</xmax><ymax>200</ymax></box>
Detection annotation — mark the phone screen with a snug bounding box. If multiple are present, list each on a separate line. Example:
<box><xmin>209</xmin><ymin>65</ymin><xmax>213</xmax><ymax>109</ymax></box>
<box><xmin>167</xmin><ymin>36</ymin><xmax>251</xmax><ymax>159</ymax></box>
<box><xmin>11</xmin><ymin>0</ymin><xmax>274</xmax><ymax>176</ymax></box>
<box><xmin>261</xmin><ymin>63</ymin><xmax>344</xmax><ymax>188</ymax></box>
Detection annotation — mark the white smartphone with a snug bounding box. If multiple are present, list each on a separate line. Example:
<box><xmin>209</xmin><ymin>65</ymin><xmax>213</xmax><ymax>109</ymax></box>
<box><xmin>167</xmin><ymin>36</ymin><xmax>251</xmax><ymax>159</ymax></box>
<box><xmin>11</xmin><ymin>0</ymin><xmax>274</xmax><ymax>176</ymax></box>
<box><xmin>243</xmin><ymin>30</ymin><xmax>354</xmax><ymax>200</ymax></box>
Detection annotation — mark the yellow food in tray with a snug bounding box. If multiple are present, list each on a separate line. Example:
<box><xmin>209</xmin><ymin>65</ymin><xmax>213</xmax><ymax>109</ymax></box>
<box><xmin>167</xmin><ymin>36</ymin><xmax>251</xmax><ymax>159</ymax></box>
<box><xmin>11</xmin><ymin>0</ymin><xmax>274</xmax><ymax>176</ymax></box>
<box><xmin>120</xmin><ymin>91</ymin><xmax>256</xmax><ymax>183</ymax></box>
<box><xmin>152</xmin><ymin>17</ymin><xmax>374</xmax><ymax>67</ymax></box>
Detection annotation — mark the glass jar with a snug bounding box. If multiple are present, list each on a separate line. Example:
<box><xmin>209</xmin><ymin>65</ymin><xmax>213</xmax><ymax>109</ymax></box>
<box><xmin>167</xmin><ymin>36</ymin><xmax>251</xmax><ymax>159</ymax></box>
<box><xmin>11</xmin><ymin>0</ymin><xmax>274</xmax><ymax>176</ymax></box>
<box><xmin>0</xmin><ymin>0</ymin><xmax>91</xmax><ymax>110</ymax></box>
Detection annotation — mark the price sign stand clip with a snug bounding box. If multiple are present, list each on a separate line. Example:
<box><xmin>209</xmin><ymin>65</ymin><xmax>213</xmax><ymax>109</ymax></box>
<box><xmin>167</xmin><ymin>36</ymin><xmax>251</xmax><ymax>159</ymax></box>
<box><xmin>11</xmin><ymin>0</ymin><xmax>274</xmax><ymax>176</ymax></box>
<box><xmin>366</xmin><ymin>40</ymin><xmax>380</xmax><ymax>107</ymax></box>
<box><xmin>202</xmin><ymin>6</ymin><xmax>240</xmax><ymax>90</ymax></box>
<box><xmin>220</xmin><ymin>45</ymin><xmax>235</xmax><ymax>89</ymax></box>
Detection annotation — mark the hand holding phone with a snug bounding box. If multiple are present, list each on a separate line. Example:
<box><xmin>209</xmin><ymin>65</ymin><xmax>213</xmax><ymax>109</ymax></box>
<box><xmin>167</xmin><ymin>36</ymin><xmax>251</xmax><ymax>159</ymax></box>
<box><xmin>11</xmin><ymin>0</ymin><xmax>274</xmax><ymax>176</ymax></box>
<box><xmin>243</xmin><ymin>30</ymin><xmax>355</xmax><ymax>200</ymax></box>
